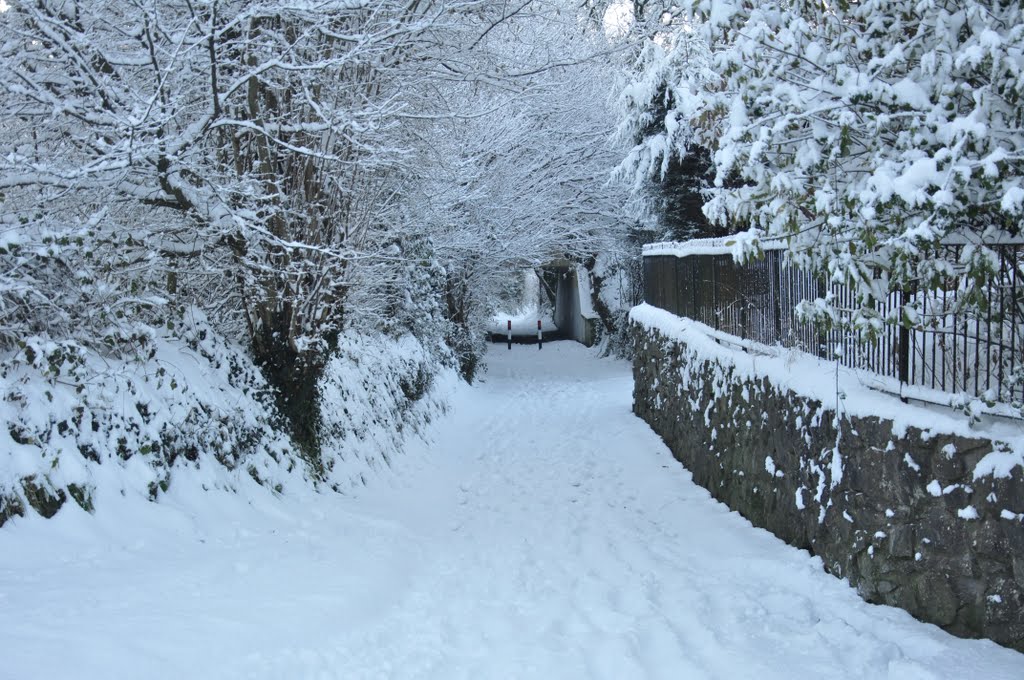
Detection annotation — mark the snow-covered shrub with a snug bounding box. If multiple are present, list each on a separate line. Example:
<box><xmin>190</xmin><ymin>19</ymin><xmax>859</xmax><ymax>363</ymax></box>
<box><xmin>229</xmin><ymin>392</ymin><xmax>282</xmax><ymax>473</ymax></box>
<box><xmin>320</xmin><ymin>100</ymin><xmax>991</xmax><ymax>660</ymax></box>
<box><xmin>615</xmin><ymin>25</ymin><xmax>716</xmax><ymax>189</ymax></box>
<box><xmin>614</xmin><ymin>16</ymin><xmax>721</xmax><ymax>242</ymax></box>
<box><xmin>318</xmin><ymin>331</ymin><xmax>454</xmax><ymax>492</ymax></box>
<box><xmin>589</xmin><ymin>252</ymin><xmax>644</xmax><ymax>358</ymax></box>
<box><xmin>0</xmin><ymin>307</ymin><xmax>461</xmax><ymax>524</ymax></box>
<box><xmin>686</xmin><ymin>0</ymin><xmax>1024</xmax><ymax>329</ymax></box>
<box><xmin>0</xmin><ymin>309</ymin><xmax>308</xmax><ymax>526</ymax></box>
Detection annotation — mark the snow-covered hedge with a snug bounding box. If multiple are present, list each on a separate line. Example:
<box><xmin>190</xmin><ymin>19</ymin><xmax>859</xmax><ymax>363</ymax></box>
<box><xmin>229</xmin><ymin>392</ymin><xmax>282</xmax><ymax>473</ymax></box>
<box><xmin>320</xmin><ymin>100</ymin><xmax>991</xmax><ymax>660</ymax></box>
<box><xmin>0</xmin><ymin>310</ymin><xmax>305</xmax><ymax>525</ymax></box>
<box><xmin>318</xmin><ymin>332</ymin><xmax>455</xmax><ymax>492</ymax></box>
<box><xmin>0</xmin><ymin>312</ymin><xmax>455</xmax><ymax>526</ymax></box>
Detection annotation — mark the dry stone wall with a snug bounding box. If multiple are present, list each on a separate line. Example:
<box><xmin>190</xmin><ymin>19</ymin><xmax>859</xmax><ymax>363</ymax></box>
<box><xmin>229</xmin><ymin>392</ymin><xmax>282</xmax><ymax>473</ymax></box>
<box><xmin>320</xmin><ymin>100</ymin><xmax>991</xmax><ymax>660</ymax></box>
<box><xmin>631</xmin><ymin>321</ymin><xmax>1024</xmax><ymax>651</ymax></box>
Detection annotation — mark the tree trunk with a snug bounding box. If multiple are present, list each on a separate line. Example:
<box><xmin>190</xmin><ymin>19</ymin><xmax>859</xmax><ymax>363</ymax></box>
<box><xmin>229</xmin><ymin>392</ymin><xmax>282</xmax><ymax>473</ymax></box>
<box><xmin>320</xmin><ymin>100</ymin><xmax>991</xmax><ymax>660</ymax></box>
<box><xmin>250</xmin><ymin>307</ymin><xmax>325</xmax><ymax>475</ymax></box>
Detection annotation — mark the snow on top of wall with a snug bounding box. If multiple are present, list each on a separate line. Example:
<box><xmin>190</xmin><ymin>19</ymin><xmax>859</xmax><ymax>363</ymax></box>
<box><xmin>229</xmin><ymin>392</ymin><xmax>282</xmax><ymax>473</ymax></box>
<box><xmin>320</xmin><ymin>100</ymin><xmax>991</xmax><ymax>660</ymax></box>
<box><xmin>644</xmin><ymin>230</ymin><xmax>1023</xmax><ymax>260</ymax></box>
<box><xmin>642</xmin><ymin>230</ymin><xmax>788</xmax><ymax>259</ymax></box>
<box><xmin>630</xmin><ymin>303</ymin><xmax>1024</xmax><ymax>479</ymax></box>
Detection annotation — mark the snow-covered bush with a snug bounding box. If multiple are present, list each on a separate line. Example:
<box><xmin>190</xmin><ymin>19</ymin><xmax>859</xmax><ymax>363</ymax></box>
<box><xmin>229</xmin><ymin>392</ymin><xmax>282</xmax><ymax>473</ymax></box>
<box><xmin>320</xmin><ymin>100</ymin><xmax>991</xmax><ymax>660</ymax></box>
<box><xmin>686</xmin><ymin>0</ymin><xmax>1024</xmax><ymax>330</ymax></box>
<box><xmin>318</xmin><ymin>332</ymin><xmax>454</xmax><ymax>492</ymax></box>
<box><xmin>619</xmin><ymin>1</ymin><xmax>1024</xmax><ymax>318</ymax></box>
<box><xmin>613</xmin><ymin>9</ymin><xmax>722</xmax><ymax>242</ymax></box>
<box><xmin>615</xmin><ymin>26</ymin><xmax>716</xmax><ymax>191</ymax></box>
<box><xmin>0</xmin><ymin>305</ymin><xmax>458</xmax><ymax>524</ymax></box>
<box><xmin>0</xmin><ymin>310</ymin><xmax>306</xmax><ymax>526</ymax></box>
<box><xmin>589</xmin><ymin>252</ymin><xmax>645</xmax><ymax>358</ymax></box>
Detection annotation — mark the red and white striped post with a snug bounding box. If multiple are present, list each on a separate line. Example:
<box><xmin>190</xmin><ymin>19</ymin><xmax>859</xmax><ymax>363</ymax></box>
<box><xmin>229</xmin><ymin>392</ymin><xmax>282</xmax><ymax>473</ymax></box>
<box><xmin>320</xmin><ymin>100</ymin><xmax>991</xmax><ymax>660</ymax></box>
<box><xmin>537</xmin><ymin>319</ymin><xmax>543</xmax><ymax>350</ymax></box>
<box><xmin>507</xmin><ymin>319</ymin><xmax>512</xmax><ymax>350</ymax></box>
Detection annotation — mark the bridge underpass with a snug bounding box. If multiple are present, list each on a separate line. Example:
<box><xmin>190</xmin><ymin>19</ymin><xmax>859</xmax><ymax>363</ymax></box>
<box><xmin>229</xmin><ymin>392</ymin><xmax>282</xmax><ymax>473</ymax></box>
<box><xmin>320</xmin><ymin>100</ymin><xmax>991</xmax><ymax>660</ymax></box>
<box><xmin>488</xmin><ymin>262</ymin><xmax>598</xmax><ymax>347</ymax></box>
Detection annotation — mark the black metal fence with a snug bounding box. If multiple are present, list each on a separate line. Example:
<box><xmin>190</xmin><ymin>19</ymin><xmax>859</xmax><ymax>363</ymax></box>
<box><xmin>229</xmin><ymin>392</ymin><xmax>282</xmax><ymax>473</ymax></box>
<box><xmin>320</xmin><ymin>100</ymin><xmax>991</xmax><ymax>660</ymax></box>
<box><xmin>643</xmin><ymin>244</ymin><xmax>1024</xmax><ymax>407</ymax></box>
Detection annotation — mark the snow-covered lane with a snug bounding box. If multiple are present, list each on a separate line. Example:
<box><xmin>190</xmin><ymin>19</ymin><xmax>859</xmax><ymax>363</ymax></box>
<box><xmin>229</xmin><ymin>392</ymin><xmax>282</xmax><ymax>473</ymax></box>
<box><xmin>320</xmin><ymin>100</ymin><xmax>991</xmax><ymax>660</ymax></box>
<box><xmin>1</xmin><ymin>342</ymin><xmax>1021</xmax><ymax>679</ymax></box>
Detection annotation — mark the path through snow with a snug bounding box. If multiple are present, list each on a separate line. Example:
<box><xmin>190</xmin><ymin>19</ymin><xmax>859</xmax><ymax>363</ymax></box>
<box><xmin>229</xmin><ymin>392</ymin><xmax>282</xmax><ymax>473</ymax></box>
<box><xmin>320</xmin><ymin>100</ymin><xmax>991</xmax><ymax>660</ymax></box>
<box><xmin>1</xmin><ymin>343</ymin><xmax>1021</xmax><ymax>678</ymax></box>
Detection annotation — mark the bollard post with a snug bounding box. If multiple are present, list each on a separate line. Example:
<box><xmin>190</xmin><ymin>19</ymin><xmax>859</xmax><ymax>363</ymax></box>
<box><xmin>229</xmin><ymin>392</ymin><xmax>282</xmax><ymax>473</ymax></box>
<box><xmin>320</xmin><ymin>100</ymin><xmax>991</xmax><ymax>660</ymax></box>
<box><xmin>537</xmin><ymin>319</ymin><xmax>542</xmax><ymax>350</ymax></box>
<box><xmin>507</xmin><ymin>319</ymin><xmax>512</xmax><ymax>350</ymax></box>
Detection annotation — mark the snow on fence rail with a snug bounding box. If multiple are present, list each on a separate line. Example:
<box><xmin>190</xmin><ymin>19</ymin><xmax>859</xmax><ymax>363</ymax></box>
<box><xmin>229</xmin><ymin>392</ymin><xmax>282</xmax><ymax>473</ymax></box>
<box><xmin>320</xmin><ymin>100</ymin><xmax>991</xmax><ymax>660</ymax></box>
<box><xmin>642</xmin><ymin>239</ymin><xmax>1024</xmax><ymax>410</ymax></box>
<box><xmin>642</xmin><ymin>235</ymin><xmax>788</xmax><ymax>258</ymax></box>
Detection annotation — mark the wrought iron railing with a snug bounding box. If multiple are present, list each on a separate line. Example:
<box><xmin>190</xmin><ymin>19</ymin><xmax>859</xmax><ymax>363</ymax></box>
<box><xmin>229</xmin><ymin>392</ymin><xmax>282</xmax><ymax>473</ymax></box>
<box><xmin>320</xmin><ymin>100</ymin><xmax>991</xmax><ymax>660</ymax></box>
<box><xmin>642</xmin><ymin>239</ymin><xmax>1024</xmax><ymax>408</ymax></box>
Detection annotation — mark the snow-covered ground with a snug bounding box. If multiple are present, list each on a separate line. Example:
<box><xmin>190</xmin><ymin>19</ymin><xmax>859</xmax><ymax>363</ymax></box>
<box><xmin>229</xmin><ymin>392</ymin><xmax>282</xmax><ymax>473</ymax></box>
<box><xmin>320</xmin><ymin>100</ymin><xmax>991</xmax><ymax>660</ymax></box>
<box><xmin>1</xmin><ymin>343</ymin><xmax>1021</xmax><ymax>679</ymax></box>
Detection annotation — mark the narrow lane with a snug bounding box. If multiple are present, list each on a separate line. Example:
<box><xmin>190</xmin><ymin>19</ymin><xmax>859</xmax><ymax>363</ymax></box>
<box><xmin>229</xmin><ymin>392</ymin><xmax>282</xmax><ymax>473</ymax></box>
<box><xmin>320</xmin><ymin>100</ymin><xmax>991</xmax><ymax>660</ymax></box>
<box><xmin>0</xmin><ymin>343</ymin><xmax>1020</xmax><ymax>679</ymax></box>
